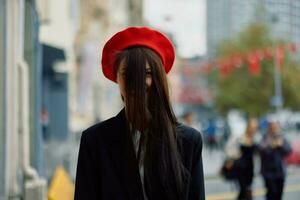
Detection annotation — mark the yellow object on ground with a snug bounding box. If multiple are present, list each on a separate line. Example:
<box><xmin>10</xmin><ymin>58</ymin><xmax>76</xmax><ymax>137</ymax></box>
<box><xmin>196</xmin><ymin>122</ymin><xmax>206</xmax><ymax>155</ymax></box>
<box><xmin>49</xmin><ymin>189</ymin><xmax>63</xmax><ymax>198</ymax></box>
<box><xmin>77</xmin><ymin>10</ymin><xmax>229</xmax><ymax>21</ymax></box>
<box><xmin>48</xmin><ymin>166</ymin><xmax>74</xmax><ymax>200</ymax></box>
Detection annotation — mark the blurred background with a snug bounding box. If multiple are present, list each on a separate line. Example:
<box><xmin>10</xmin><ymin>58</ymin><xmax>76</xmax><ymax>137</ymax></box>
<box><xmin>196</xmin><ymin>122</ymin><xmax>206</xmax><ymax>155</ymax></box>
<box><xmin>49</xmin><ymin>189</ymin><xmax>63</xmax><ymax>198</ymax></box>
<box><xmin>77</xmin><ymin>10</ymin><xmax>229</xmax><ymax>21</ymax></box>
<box><xmin>0</xmin><ymin>0</ymin><xmax>300</xmax><ymax>199</ymax></box>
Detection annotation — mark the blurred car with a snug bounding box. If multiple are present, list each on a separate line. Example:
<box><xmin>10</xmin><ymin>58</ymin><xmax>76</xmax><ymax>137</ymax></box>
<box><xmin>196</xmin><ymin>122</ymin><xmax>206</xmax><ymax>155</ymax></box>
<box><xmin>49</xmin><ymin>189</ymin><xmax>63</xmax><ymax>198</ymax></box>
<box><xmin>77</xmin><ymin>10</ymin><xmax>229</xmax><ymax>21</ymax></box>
<box><xmin>285</xmin><ymin>142</ymin><xmax>300</xmax><ymax>165</ymax></box>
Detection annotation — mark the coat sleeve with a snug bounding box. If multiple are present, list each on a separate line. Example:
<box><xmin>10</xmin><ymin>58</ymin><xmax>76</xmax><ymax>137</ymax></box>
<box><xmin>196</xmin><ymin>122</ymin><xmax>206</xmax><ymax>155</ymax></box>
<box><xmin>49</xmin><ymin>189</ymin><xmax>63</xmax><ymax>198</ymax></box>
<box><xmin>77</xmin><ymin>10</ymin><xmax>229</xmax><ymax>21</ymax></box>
<box><xmin>188</xmin><ymin>134</ymin><xmax>205</xmax><ymax>200</ymax></box>
<box><xmin>259</xmin><ymin>138</ymin><xmax>292</xmax><ymax>157</ymax></box>
<box><xmin>276</xmin><ymin>138</ymin><xmax>292</xmax><ymax>156</ymax></box>
<box><xmin>258</xmin><ymin>141</ymin><xmax>273</xmax><ymax>156</ymax></box>
<box><xmin>74</xmin><ymin>131</ymin><xmax>101</xmax><ymax>200</ymax></box>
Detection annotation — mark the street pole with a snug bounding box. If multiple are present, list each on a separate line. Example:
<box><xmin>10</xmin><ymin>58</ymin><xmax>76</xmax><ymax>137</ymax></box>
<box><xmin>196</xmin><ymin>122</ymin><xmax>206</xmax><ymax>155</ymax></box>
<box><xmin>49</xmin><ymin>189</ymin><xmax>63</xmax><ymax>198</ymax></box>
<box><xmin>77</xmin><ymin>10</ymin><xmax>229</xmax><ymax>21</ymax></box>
<box><xmin>271</xmin><ymin>14</ymin><xmax>283</xmax><ymax>112</ymax></box>
<box><xmin>273</xmin><ymin>46</ymin><xmax>283</xmax><ymax>111</ymax></box>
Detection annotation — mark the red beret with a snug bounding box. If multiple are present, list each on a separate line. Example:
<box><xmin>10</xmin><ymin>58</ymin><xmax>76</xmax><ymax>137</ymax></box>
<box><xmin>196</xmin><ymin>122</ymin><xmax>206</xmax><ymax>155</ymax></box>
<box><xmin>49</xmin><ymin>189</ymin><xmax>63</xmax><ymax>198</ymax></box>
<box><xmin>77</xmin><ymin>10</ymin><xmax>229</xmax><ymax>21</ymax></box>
<box><xmin>101</xmin><ymin>27</ymin><xmax>175</xmax><ymax>82</ymax></box>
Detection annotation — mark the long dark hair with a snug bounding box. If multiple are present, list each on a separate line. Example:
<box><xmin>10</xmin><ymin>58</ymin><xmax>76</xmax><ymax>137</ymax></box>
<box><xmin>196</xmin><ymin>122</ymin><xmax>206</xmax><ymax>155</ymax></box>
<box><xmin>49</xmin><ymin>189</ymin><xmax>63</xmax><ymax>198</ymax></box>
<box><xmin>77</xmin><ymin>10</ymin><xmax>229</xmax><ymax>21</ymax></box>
<box><xmin>114</xmin><ymin>47</ymin><xmax>189</xmax><ymax>199</ymax></box>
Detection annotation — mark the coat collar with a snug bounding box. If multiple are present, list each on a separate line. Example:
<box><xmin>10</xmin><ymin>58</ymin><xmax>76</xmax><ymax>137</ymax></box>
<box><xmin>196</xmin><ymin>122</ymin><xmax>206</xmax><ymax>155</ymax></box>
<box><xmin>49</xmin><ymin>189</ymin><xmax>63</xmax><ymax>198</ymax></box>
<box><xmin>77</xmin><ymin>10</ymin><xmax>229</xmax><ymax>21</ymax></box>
<box><xmin>106</xmin><ymin>108</ymin><xmax>145</xmax><ymax>200</ymax></box>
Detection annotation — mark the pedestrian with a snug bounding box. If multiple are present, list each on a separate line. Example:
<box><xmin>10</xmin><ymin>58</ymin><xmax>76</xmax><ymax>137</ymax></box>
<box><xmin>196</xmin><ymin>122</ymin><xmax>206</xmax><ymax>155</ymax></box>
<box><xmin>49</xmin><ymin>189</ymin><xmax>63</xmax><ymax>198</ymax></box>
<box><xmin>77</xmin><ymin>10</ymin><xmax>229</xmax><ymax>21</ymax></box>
<box><xmin>182</xmin><ymin>111</ymin><xmax>203</xmax><ymax>132</ymax></box>
<box><xmin>182</xmin><ymin>111</ymin><xmax>196</xmax><ymax>127</ymax></box>
<box><xmin>206</xmin><ymin>118</ymin><xmax>218</xmax><ymax>152</ymax></box>
<box><xmin>220</xmin><ymin>119</ymin><xmax>231</xmax><ymax>149</ymax></box>
<box><xmin>258</xmin><ymin>118</ymin><xmax>292</xmax><ymax>200</ymax></box>
<box><xmin>41</xmin><ymin>107</ymin><xmax>50</xmax><ymax>140</ymax></box>
<box><xmin>74</xmin><ymin>27</ymin><xmax>205</xmax><ymax>200</ymax></box>
<box><xmin>235</xmin><ymin>118</ymin><xmax>258</xmax><ymax>200</ymax></box>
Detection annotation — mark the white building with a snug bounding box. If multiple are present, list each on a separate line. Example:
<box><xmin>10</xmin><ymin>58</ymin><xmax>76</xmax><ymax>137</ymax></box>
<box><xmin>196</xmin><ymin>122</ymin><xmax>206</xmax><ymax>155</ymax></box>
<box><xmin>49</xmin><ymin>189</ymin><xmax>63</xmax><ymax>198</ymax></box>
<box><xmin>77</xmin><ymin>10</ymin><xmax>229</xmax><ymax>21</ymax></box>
<box><xmin>206</xmin><ymin>0</ymin><xmax>300</xmax><ymax>58</ymax></box>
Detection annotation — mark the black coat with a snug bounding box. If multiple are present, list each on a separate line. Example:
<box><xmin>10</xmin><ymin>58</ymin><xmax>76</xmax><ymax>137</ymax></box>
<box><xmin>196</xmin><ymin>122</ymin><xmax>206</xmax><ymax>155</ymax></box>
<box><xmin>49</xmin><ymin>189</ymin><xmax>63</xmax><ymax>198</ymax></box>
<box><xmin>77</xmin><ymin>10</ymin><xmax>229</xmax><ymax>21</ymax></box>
<box><xmin>235</xmin><ymin>144</ymin><xmax>256</xmax><ymax>188</ymax></box>
<box><xmin>258</xmin><ymin>134</ymin><xmax>292</xmax><ymax>179</ymax></box>
<box><xmin>74</xmin><ymin>109</ymin><xmax>205</xmax><ymax>200</ymax></box>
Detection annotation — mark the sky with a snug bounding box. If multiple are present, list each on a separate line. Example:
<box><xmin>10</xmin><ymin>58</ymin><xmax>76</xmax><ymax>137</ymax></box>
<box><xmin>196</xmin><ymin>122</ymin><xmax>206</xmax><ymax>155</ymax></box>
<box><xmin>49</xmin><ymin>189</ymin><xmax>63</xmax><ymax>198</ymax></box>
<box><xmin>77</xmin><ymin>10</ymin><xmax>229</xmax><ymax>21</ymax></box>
<box><xmin>144</xmin><ymin>0</ymin><xmax>206</xmax><ymax>58</ymax></box>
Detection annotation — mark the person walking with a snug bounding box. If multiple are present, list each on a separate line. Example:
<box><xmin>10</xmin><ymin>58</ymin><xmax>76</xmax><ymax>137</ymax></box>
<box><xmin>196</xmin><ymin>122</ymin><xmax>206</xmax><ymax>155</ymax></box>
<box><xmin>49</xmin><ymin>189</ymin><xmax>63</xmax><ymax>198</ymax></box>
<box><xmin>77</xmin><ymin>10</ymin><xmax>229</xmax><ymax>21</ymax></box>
<box><xmin>258</xmin><ymin>119</ymin><xmax>292</xmax><ymax>200</ymax></box>
<box><xmin>206</xmin><ymin>119</ymin><xmax>218</xmax><ymax>152</ymax></box>
<box><xmin>74</xmin><ymin>27</ymin><xmax>205</xmax><ymax>200</ymax></box>
<box><xmin>235</xmin><ymin>118</ymin><xmax>258</xmax><ymax>200</ymax></box>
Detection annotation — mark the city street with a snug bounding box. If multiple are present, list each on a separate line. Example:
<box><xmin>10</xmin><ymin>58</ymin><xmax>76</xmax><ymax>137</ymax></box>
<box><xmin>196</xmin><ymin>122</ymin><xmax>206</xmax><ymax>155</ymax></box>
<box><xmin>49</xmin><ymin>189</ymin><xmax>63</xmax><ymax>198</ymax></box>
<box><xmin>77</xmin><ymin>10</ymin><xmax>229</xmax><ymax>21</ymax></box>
<box><xmin>1</xmin><ymin>0</ymin><xmax>300</xmax><ymax>199</ymax></box>
<box><xmin>202</xmin><ymin>131</ymin><xmax>300</xmax><ymax>199</ymax></box>
<box><xmin>205</xmin><ymin>167</ymin><xmax>300</xmax><ymax>200</ymax></box>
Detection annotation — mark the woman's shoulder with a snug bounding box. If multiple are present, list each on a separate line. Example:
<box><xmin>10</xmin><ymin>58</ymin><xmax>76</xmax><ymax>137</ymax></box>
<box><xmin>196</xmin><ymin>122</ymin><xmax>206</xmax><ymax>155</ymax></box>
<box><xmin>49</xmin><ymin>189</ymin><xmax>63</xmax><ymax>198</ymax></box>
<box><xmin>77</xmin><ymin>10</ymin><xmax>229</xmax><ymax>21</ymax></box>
<box><xmin>81</xmin><ymin>116</ymin><xmax>118</xmax><ymax>141</ymax></box>
<box><xmin>176</xmin><ymin>123</ymin><xmax>203</xmax><ymax>146</ymax></box>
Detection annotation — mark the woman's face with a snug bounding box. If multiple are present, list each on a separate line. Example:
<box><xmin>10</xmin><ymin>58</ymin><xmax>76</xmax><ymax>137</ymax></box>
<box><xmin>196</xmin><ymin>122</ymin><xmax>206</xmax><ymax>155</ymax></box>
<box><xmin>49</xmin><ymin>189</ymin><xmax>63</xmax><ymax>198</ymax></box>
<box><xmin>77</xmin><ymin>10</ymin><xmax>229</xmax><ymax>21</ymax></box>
<box><xmin>269</xmin><ymin>121</ymin><xmax>280</xmax><ymax>135</ymax></box>
<box><xmin>247</xmin><ymin>120</ymin><xmax>258</xmax><ymax>137</ymax></box>
<box><xmin>249</xmin><ymin>120</ymin><xmax>257</xmax><ymax>136</ymax></box>
<box><xmin>116</xmin><ymin>59</ymin><xmax>152</xmax><ymax>102</ymax></box>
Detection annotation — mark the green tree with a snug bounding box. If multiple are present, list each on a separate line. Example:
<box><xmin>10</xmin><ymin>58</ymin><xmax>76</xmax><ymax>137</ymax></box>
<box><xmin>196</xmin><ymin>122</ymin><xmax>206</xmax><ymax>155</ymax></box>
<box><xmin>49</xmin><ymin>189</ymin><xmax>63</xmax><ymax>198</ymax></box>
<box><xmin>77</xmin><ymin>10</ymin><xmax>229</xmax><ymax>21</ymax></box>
<box><xmin>214</xmin><ymin>24</ymin><xmax>300</xmax><ymax>116</ymax></box>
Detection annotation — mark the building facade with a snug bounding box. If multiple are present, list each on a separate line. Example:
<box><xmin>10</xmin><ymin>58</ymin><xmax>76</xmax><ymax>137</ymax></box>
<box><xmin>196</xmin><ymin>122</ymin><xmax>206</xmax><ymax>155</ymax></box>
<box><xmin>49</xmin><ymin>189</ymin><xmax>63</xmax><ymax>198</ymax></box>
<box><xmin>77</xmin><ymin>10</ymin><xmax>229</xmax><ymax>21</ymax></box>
<box><xmin>0</xmin><ymin>0</ymin><xmax>47</xmax><ymax>199</ymax></box>
<box><xmin>206</xmin><ymin>0</ymin><xmax>300</xmax><ymax>58</ymax></box>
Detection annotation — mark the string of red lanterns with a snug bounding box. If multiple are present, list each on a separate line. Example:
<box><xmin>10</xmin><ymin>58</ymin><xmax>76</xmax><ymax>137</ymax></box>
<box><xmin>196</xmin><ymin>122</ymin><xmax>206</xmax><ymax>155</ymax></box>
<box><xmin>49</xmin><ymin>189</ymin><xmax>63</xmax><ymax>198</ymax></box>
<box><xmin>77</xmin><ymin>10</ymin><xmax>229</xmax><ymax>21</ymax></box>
<box><xmin>183</xmin><ymin>42</ymin><xmax>299</xmax><ymax>77</ymax></box>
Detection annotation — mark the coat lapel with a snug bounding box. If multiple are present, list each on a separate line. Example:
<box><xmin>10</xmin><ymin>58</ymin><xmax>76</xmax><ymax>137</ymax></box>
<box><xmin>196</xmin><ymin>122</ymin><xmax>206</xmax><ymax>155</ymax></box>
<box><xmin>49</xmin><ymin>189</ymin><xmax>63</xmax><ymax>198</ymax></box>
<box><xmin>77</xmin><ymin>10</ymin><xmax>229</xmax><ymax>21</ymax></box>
<box><xmin>106</xmin><ymin>109</ymin><xmax>144</xmax><ymax>200</ymax></box>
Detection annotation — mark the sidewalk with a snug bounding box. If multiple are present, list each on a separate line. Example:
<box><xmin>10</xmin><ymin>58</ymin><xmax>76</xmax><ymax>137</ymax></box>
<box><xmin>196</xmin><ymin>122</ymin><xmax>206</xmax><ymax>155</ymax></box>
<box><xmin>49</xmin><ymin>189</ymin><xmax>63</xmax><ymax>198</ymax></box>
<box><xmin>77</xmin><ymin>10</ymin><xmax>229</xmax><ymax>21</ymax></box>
<box><xmin>202</xmin><ymin>147</ymin><xmax>224</xmax><ymax>178</ymax></box>
<box><xmin>202</xmin><ymin>130</ymin><xmax>300</xmax><ymax>178</ymax></box>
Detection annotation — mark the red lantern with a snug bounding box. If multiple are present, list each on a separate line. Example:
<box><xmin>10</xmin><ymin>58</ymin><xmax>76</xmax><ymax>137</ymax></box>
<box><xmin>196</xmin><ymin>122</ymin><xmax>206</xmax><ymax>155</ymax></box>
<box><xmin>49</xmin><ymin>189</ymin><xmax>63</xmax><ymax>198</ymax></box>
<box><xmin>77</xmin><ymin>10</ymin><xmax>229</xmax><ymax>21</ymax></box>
<box><xmin>219</xmin><ymin>58</ymin><xmax>233</xmax><ymax>77</ymax></box>
<box><xmin>231</xmin><ymin>54</ymin><xmax>244</xmax><ymax>68</ymax></box>
<box><xmin>247</xmin><ymin>52</ymin><xmax>261</xmax><ymax>76</ymax></box>
<box><xmin>255</xmin><ymin>50</ymin><xmax>264</xmax><ymax>60</ymax></box>
<box><xmin>264</xmin><ymin>47</ymin><xmax>273</xmax><ymax>60</ymax></box>
<box><xmin>289</xmin><ymin>43</ymin><xmax>297</xmax><ymax>54</ymax></box>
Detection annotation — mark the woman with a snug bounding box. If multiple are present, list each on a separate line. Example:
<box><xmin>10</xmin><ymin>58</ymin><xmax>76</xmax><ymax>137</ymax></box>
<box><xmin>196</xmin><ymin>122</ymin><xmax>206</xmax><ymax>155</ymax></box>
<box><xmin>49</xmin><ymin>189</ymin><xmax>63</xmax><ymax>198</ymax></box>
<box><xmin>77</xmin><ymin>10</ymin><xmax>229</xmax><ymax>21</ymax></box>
<box><xmin>235</xmin><ymin>118</ymin><xmax>258</xmax><ymax>200</ymax></box>
<box><xmin>74</xmin><ymin>27</ymin><xmax>205</xmax><ymax>200</ymax></box>
<box><xmin>258</xmin><ymin>119</ymin><xmax>291</xmax><ymax>200</ymax></box>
